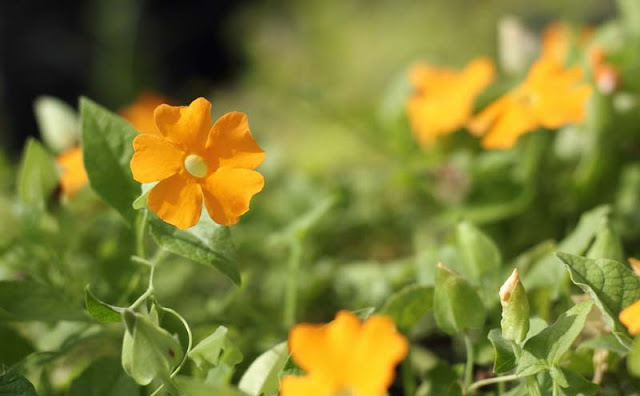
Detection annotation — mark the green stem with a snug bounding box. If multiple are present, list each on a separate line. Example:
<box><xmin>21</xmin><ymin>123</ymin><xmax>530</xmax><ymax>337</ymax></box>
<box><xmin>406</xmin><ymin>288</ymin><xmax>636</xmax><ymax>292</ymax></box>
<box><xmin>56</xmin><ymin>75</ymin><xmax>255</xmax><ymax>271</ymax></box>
<box><xmin>464</xmin><ymin>334</ymin><xmax>474</xmax><ymax>391</ymax></box>
<box><xmin>552</xmin><ymin>377</ymin><xmax>559</xmax><ymax>396</ymax></box>
<box><xmin>283</xmin><ymin>240</ymin><xmax>303</xmax><ymax>328</ymax></box>
<box><xmin>128</xmin><ymin>264</ymin><xmax>156</xmax><ymax>310</ymax></box>
<box><xmin>467</xmin><ymin>374</ymin><xmax>518</xmax><ymax>393</ymax></box>
<box><xmin>135</xmin><ymin>209</ymin><xmax>149</xmax><ymax>258</ymax></box>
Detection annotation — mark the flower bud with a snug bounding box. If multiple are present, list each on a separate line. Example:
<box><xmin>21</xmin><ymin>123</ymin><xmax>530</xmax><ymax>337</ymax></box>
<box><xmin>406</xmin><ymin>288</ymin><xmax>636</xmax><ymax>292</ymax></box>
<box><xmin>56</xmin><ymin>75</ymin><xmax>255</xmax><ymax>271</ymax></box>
<box><xmin>499</xmin><ymin>268</ymin><xmax>530</xmax><ymax>343</ymax></box>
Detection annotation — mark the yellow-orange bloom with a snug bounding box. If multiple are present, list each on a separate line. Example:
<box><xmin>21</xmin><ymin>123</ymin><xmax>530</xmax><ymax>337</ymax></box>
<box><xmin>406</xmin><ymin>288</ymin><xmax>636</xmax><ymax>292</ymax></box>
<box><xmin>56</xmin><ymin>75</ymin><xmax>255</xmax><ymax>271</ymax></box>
<box><xmin>280</xmin><ymin>311</ymin><xmax>408</xmax><ymax>396</ymax></box>
<box><xmin>469</xmin><ymin>58</ymin><xmax>592</xmax><ymax>149</ymax></box>
<box><xmin>407</xmin><ymin>57</ymin><xmax>495</xmax><ymax>147</ymax></box>
<box><xmin>620</xmin><ymin>299</ymin><xmax>640</xmax><ymax>335</ymax></box>
<box><xmin>56</xmin><ymin>146</ymin><xmax>88</xmax><ymax>198</ymax></box>
<box><xmin>120</xmin><ymin>92</ymin><xmax>168</xmax><ymax>134</ymax></box>
<box><xmin>130</xmin><ymin>97</ymin><xmax>265</xmax><ymax>229</ymax></box>
<box><xmin>541</xmin><ymin>22</ymin><xmax>593</xmax><ymax>64</ymax></box>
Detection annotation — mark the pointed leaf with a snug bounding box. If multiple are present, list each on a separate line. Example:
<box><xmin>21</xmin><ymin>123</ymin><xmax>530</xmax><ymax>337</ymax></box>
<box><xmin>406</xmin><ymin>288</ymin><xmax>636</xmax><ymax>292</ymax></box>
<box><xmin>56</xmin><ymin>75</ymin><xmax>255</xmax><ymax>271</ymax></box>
<box><xmin>80</xmin><ymin>97</ymin><xmax>139</xmax><ymax>223</ymax></box>
<box><xmin>558</xmin><ymin>252</ymin><xmax>639</xmax><ymax>349</ymax></box>
<box><xmin>433</xmin><ymin>264</ymin><xmax>486</xmax><ymax>335</ymax></box>
<box><xmin>238</xmin><ymin>342</ymin><xmax>288</xmax><ymax>396</ymax></box>
<box><xmin>379</xmin><ymin>284</ymin><xmax>433</xmax><ymax>332</ymax></box>
<box><xmin>488</xmin><ymin>329</ymin><xmax>517</xmax><ymax>374</ymax></box>
<box><xmin>84</xmin><ymin>286</ymin><xmax>123</xmax><ymax>323</ymax></box>
<box><xmin>17</xmin><ymin>138</ymin><xmax>59</xmax><ymax>209</ymax></box>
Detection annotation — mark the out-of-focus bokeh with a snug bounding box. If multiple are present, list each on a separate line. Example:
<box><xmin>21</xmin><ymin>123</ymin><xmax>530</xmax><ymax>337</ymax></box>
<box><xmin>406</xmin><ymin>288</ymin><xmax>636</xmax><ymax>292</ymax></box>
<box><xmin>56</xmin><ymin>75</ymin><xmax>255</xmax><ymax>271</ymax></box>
<box><xmin>0</xmin><ymin>0</ymin><xmax>615</xmax><ymax>158</ymax></box>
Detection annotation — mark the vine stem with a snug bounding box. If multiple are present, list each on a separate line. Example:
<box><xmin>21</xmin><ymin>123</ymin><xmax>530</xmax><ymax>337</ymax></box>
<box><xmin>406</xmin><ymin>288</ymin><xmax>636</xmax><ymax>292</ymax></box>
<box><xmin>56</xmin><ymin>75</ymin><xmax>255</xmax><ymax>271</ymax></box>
<box><xmin>464</xmin><ymin>334</ymin><xmax>474</xmax><ymax>391</ymax></box>
<box><xmin>467</xmin><ymin>374</ymin><xmax>518</xmax><ymax>393</ymax></box>
<box><xmin>283</xmin><ymin>240</ymin><xmax>303</xmax><ymax>328</ymax></box>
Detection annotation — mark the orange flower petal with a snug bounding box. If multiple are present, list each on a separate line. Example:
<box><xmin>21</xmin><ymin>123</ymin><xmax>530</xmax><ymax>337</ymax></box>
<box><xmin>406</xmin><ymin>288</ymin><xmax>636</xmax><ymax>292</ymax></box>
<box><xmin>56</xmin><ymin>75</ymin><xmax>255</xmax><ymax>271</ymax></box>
<box><xmin>201</xmin><ymin>167</ymin><xmax>264</xmax><ymax>226</ymax></box>
<box><xmin>148</xmin><ymin>174</ymin><xmax>203</xmax><ymax>229</ymax></box>
<box><xmin>56</xmin><ymin>146</ymin><xmax>88</xmax><ymax>198</ymax></box>
<box><xmin>280</xmin><ymin>375</ymin><xmax>331</xmax><ymax>396</ymax></box>
<box><xmin>120</xmin><ymin>92</ymin><xmax>167</xmax><ymax>135</ymax></box>
<box><xmin>620</xmin><ymin>299</ymin><xmax>640</xmax><ymax>336</ymax></box>
<box><xmin>154</xmin><ymin>97</ymin><xmax>212</xmax><ymax>151</ymax></box>
<box><xmin>130</xmin><ymin>134</ymin><xmax>185</xmax><ymax>183</ymax></box>
<box><xmin>206</xmin><ymin>111</ymin><xmax>265</xmax><ymax>170</ymax></box>
<box><xmin>481</xmin><ymin>101</ymin><xmax>537</xmax><ymax>149</ymax></box>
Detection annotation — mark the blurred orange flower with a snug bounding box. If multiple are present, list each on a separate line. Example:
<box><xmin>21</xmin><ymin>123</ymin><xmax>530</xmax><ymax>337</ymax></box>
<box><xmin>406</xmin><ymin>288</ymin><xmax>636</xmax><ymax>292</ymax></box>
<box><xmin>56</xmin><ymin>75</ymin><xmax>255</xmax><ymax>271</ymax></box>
<box><xmin>469</xmin><ymin>58</ymin><xmax>592</xmax><ymax>149</ymax></box>
<box><xmin>280</xmin><ymin>310</ymin><xmax>408</xmax><ymax>396</ymax></box>
<box><xmin>620</xmin><ymin>299</ymin><xmax>640</xmax><ymax>335</ymax></box>
<box><xmin>56</xmin><ymin>146</ymin><xmax>88</xmax><ymax>198</ymax></box>
<box><xmin>589</xmin><ymin>47</ymin><xmax>621</xmax><ymax>94</ymax></box>
<box><xmin>407</xmin><ymin>57</ymin><xmax>495</xmax><ymax>147</ymax></box>
<box><xmin>120</xmin><ymin>92</ymin><xmax>168</xmax><ymax>134</ymax></box>
<box><xmin>541</xmin><ymin>22</ymin><xmax>593</xmax><ymax>64</ymax></box>
<box><xmin>130</xmin><ymin>97</ymin><xmax>265</xmax><ymax>229</ymax></box>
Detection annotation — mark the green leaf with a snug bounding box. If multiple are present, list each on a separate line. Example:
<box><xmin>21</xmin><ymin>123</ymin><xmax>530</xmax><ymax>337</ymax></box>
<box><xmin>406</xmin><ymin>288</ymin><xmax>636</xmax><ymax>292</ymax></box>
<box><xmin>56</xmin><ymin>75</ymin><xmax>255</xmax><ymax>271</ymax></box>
<box><xmin>558</xmin><ymin>252</ymin><xmax>639</xmax><ymax>349</ymax></box>
<box><xmin>238</xmin><ymin>342</ymin><xmax>289</xmax><ymax>396</ymax></box>
<box><xmin>0</xmin><ymin>325</ymin><xmax>34</xmax><ymax>367</ymax></box>
<box><xmin>586</xmin><ymin>226</ymin><xmax>625</xmax><ymax>263</ymax></box>
<box><xmin>84</xmin><ymin>286</ymin><xmax>123</xmax><ymax>323</ymax></box>
<box><xmin>121</xmin><ymin>309</ymin><xmax>184</xmax><ymax>386</ymax></box>
<box><xmin>80</xmin><ymin>97</ymin><xmax>139</xmax><ymax>223</ymax></box>
<box><xmin>456</xmin><ymin>221</ymin><xmax>501</xmax><ymax>285</ymax></box>
<box><xmin>524</xmin><ymin>205</ymin><xmax>609</xmax><ymax>292</ymax></box>
<box><xmin>379</xmin><ymin>284</ymin><xmax>433</xmax><ymax>332</ymax></box>
<box><xmin>619</xmin><ymin>0</ymin><xmax>640</xmax><ymax>37</ymax></box>
<box><xmin>33</xmin><ymin>96</ymin><xmax>79</xmax><ymax>153</ymax></box>
<box><xmin>488</xmin><ymin>329</ymin><xmax>517</xmax><ymax>374</ymax></box>
<box><xmin>0</xmin><ymin>280</ymin><xmax>86</xmax><ymax>322</ymax></box>
<box><xmin>578</xmin><ymin>334</ymin><xmax>629</xmax><ymax>356</ymax></box>
<box><xmin>517</xmin><ymin>301</ymin><xmax>593</xmax><ymax>377</ymax></box>
<box><xmin>558</xmin><ymin>369</ymin><xmax>598</xmax><ymax>395</ymax></box>
<box><xmin>150</xmin><ymin>215</ymin><xmax>240</xmax><ymax>285</ymax></box>
<box><xmin>421</xmin><ymin>364</ymin><xmax>463</xmax><ymax>396</ymax></box>
<box><xmin>17</xmin><ymin>138</ymin><xmax>59</xmax><ymax>209</ymax></box>
<box><xmin>189</xmin><ymin>326</ymin><xmax>243</xmax><ymax>385</ymax></box>
<box><xmin>174</xmin><ymin>377</ymin><xmax>249</xmax><ymax>396</ymax></box>
<box><xmin>627</xmin><ymin>336</ymin><xmax>640</xmax><ymax>376</ymax></box>
<box><xmin>0</xmin><ymin>372</ymin><xmax>38</xmax><ymax>396</ymax></box>
<box><xmin>68</xmin><ymin>357</ymin><xmax>138</xmax><ymax>396</ymax></box>
<box><xmin>433</xmin><ymin>263</ymin><xmax>486</xmax><ymax>335</ymax></box>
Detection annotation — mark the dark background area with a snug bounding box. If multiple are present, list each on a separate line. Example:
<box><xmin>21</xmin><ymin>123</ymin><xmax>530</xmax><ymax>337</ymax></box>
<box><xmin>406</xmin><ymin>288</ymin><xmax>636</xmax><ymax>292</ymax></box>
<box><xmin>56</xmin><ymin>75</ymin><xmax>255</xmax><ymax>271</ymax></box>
<box><xmin>0</xmin><ymin>0</ymin><xmax>250</xmax><ymax>155</ymax></box>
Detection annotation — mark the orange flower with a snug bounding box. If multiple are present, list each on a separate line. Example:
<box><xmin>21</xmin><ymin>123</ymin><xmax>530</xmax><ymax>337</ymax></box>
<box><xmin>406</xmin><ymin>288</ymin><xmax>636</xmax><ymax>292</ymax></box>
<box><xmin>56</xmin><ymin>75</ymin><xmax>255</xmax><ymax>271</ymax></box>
<box><xmin>588</xmin><ymin>47</ymin><xmax>621</xmax><ymax>94</ymax></box>
<box><xmin>407</xmin><ymin>57</ymin><xmax>495</xmax><ymax>147</ymax></box>
<box><xmin>469</xmin><ymin>58</ymin><xmax>592</xmax><ymax>149</ymax></box>
<box><xmin>130</xmin><ymin>97</ymin><xmax>265</xmax><ymax>229</ymax></box>
<box><xmin>56</xmin><ymin>146</ymin><xmax>88</xmax><ymax>198</ymax></box>
<box><xmin>620</xmin><ymin>299</ymin><xmax>640</xmax><ymax>335</ymax></box>
<box><xmin>280</xmin><ymin>311</ymin><xmax>408</xmax><ymax>396</ymax></box>
<box><xmin>120</xmin><ymin>92</ymin><xmax>168</xmax><ymax>134</ymax></box>
<box><xmin>541</xmin><ymin>22</ymin><xmax>593</xmax><ymax>64</ymax></box>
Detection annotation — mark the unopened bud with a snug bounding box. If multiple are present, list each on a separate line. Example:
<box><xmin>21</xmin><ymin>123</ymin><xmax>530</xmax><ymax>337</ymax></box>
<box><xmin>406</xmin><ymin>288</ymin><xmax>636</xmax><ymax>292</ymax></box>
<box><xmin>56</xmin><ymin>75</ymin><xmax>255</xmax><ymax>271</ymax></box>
<box><xmin>499</xmin><ymin>268</ymin><xmax>530</xmax><ymax>343</ymax></box>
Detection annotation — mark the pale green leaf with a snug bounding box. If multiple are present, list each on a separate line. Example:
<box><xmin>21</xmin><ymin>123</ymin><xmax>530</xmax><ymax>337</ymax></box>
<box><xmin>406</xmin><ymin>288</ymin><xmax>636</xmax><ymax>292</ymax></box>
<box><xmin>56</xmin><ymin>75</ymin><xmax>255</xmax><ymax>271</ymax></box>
<box><xmin>17</xmin><ymin>138</ymin><xmax>59</xmax><ymax>209</ymax></box>
<box><xmin>433</xmin><ymin>264</ymin><xmax>486</xmax><ymax>335</ymax></box>
<box><xmin>238</xmin><ymin>342</ymin><xmax>289</xmax><ymax>396</ymax></box>
<box><xmin>33</xmin><ymin>96</ymin><xmax>79</xmax><ymax>153</ymax></box>
<box><xmin>80</xmin><ymin>97</ymin><xmax>139</xmax><ymax>223</ymax></box>
<box><xmin>379</xmin><ymin>284</ymin><xmax>433</xmax><ymax>332</ymax></box>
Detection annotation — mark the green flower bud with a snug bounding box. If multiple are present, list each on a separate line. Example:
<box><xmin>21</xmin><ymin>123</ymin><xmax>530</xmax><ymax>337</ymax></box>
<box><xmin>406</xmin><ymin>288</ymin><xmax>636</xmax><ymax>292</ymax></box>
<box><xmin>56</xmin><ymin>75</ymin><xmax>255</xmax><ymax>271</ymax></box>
<box><xmin>499</xmin><ymin>268</ymin><xmax>530</xmax><ymax>343</ymax></box>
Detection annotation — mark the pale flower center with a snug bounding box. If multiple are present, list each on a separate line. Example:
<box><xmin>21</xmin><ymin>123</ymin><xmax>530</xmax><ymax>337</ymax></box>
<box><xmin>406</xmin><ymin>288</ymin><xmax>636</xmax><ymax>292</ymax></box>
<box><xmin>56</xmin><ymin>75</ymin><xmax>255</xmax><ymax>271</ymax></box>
<box><xmin>184</xmin><ymin>154</ymin><xmax>208</xmax><ymax>178</ymax></box>
<box><xmin>334</xmin><ymin>388</ymin><xmax>355</xmax><ymax>396</ymax></box>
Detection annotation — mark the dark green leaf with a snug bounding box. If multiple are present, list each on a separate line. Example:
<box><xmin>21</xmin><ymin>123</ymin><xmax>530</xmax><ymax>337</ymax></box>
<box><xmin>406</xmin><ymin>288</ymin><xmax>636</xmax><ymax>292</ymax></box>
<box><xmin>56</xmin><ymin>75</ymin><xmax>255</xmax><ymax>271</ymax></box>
<box><xmin>17</xmin><ymin>138</ymin><xmax>59</xmax><ymax>209</ymax></box>
<box><xmin>80</xmin><ymin>97</ymin><xmax>139</xmax><ymax>223</ymax></box>
<box><xmin>84</xmin><ymin>286</ymin><xmax>123</xmax><ymax>323</ymax></box>
<box><xmin>517</xmin><ymin>301</ymin><xmax>593</xmax><ymax>377</ymax></box>
<box><xmin>150</xmin><ymin>215</ymin><xmax>240</xmax><ymax>285</ymax></box>
<box><xmin>558</xmin><ymin>368</ymin><xmax>599</xmax><ymax>396</ymax></box>
<box><xmin>174</xmin><ymin>377</ymin><xmax>249</xmax><ymax>396</ymax></box>
<box><xmin>379</xmin><ymin>284</ymin><xmax>433</xmax><ymax>332</ymax></box>
<box><xmin>0</xmin><ymin>372</ymin><xmax>38</xmax><ymax>396</ymax></box>
<box><xmin>558</xmin><ymin>252</ymin><xmax>639</xmax><ymax>349</ymax></box>
<box><xmin>0</xmin><ymin>280</ymin><xmax>86</xmax><ymax>322</ymax></box>
<box><xmin>68</xmin><ymin>357</ymin><xmax>138</xmax><ymax>396</ymax></box>
<box><xmin>0</xmin><ymin>325</ymin><xmax>34</xmax><ymax>367</ymax></box>
<box><xmin>488</xmin><ymin>329</ymin><xmax>517</xmax><ymax>374</ymax></box>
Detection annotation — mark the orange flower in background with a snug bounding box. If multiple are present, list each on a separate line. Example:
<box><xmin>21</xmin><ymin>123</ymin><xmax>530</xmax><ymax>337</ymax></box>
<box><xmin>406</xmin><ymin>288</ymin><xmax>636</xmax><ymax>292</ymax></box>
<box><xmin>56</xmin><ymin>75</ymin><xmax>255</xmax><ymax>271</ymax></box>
<box><xmin>469</xmin><ymin>58</ymin><xmax>592</xmax><ymax>149</ymax></box>
<box><xmin>407</xmin><ymin>57</ymin><xmax>495</xmax><ymax>147</ymax></box>
<box><xmin>130</xmin><ymin>97</ymin><xmax>265</xmax><ymax>229</ymax></box>
<box><xmin>620</xmin><ymin>299</ymin><xmax>640</xmax><ymax>335</ymax></box>
<box><xmin>120</xmin><ymin>92</ymin><xmax>168</xmax><ymax>134</ymax></box>
<box><xmin>280</xmin><ymin>311</ymin><xmax>408</xmax><ymax>396</ymax></box>
<box><xmin>588</xmin><ymin>47</ymin><xmax>621</xmax><ymax>94</ymax></box>
<box><xmin>541</xmin><ymin>22</ymin><xmax>593</xmax><ymax>64</ymax></box>
<box><xmin>56</xmin><ymin>146</ymin><xmax>88</xmax><ymax>198</ymax></box>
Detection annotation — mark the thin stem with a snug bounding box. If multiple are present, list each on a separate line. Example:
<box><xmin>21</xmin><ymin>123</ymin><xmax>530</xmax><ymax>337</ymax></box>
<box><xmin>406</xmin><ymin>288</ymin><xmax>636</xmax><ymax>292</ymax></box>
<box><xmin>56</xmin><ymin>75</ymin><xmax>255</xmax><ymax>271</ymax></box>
<box><xmin>464</xmin><ymin>334</ymin><xmax>474</xmax><ymax>391</ymax></box>
<box><xmin>552</xmin><ymin>377</ymin><xmax>559</xmax><ymax>396</ymax></box>
<box><xmin>128</xmin><ymin>264</ymin><xmax>156</xmax><ymax>310</ymax></box>
<box><xmin>467</xmin><ymin>374</ymin><xmax>518</xmax><ymax>393</ymax></box>
<box><xmin>283</xmin><ymin>240</ymin><xmax>303</xmax><ymax>328</ymax></box>
<box><xmin>135</xmin><ymin>209</ymin><xmax>149</xmax><ymax>258</ymax></box>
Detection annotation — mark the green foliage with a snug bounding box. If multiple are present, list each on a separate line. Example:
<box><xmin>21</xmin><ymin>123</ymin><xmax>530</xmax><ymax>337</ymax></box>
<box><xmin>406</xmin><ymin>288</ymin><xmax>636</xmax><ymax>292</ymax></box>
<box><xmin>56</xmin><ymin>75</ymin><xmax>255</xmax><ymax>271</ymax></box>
<box><xmin>84</xmin><ymin>286</ymin><xmax>123</xmax><ymax>323</ymax></box>
<box><xmin>17</xmin><ymin>139</ymin><xmax>59</xmax><ymax>210</ymax></box>
<box><xmin>379</xmin><ymin>284</ymin><xmax>433</xmax><ymax>332</ymax></box>
<box><xmin>188</xmin><ymin>326</ymin><xmax>243</xmax><ymax>385</ymax></box>
<box><xmin>68</xmin><ymin>357</ymin><xmax>138</xmax><ymax>396</ymax></box>
<box><xmin>0</xmin><ymin>280</ymin><xmax>86</xmax><ymax>322</ymax></box>
<box><xmin>559</xmin><ymin>252</ymin><xmax>640</xmax><ymax>349</ymax></box>
<box><xmin>149</xmin><ymin>215</ymin><xmax>240</xmax><ymax>285</ymax></box>
<box><xmin>238</xmin><ymin>343</ymin><xmax>288</xmax><ymax>396</ymax></box>
<box><xmin>80</xmin><ymin>97</ymin><xmax>139</xmax><ymax>223</ymax></box>
<box><xmin>433</xmin><ymin>264</ymin><xmax>486</xmax><ymax>335</ymax></box>
<box><xmin>0</xmin><ymin>373</ymin><xmax>38</xmax><ymax>396</ymax></box>
<box><xmin>488</xmin><ymin>329</ymin><xmax>517</xmax><ymax>374</ymax></box>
